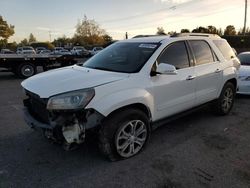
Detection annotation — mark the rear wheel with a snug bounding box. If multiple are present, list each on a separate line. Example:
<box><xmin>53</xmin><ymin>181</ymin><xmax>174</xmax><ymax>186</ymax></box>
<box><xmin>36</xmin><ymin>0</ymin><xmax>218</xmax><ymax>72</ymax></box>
<box><xmin>99</xmin><ymin>109</ymin><xmax>150</xmax><ymax>161</ymax></box>
<box><xmin>213</xmin><ymin>82</ymin><xmax>235</xmax><ymax>115</ymax></box>
<box><xmin>17</xmin><ymin>63</ymin><xmax>36</xmax><ymax>78</ymax></box>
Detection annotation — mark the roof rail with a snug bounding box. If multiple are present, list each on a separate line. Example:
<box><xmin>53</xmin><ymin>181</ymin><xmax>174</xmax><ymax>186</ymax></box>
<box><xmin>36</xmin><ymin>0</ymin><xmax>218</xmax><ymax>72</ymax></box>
<box><xmin>133</xmin><ymin>34</ymin><xmax>167</xmax><ymax>38</ymax></box>
<box><xmin>171</xmin><ymin>33</ymin><xmax>221</xmax><ymax>38</ymax></box>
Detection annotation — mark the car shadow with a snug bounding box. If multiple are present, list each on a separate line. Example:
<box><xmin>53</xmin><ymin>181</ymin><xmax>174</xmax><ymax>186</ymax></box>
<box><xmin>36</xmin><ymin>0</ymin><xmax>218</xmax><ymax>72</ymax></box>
<box><xmin>236</xmin><ymin>94</ymin><xmax>250</xmax><ymax>99</ymax></box>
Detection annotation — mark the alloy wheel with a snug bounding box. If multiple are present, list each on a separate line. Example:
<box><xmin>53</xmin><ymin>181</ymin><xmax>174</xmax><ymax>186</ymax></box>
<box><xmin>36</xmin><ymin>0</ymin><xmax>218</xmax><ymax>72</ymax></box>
<box><xmin>115</xmin><ymin>120</ymin><xmax>147</xmax><ymax>158</ymax></box>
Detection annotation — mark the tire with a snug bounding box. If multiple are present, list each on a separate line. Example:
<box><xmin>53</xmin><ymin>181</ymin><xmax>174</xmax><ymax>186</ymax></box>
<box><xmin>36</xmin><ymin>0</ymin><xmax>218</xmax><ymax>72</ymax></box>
<box><xmin>99</xmin><ymin>108</ymin><xmax>151</xmax><ymax>161</ymax></box>
<box><xmin>213</xmin><ymin>82</ymin><xmax>235</xmax><ymax>115</ymax></box>
<box><xmin>17</xmin><ymin>63</ymin><xmax>36</xmax><ymax>78</ymax></box>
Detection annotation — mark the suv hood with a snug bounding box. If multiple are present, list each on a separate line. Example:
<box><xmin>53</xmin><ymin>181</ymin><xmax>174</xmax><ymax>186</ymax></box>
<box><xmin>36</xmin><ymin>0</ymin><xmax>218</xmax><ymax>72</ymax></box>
<box><xmin>21</xmin><ymin>65</ymin><xmax>129</xmax><ymax>98</ymax></box>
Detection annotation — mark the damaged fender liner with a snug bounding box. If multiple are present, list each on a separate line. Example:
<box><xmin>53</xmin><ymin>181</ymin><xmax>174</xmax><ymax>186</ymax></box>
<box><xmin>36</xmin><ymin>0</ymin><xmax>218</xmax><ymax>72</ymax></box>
<box><xmin>22</xmin><ymin>106</ymin><xmax>105</xmax><ymax>145</ymax></box>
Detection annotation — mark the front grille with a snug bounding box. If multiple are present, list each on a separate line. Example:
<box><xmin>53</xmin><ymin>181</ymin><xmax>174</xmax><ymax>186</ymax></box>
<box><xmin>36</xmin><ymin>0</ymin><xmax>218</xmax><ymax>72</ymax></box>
<box><xmin>25</xmin><ymin>90</ymin><xmax>50</xmax><ymax>124</ymax></box>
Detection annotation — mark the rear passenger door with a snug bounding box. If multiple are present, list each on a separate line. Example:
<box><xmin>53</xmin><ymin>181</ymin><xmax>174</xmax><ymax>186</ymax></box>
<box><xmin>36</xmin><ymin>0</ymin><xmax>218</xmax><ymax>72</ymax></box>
<box><xmin>188</xmin><ymin>40</ymin><xmax>222</xmax><ymax>105</ymax></box>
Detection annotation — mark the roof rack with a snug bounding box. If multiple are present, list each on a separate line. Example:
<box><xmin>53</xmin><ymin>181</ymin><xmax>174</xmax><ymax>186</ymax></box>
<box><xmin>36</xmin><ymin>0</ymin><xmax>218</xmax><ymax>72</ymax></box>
<box><xmin>132</xmin><ymin>34</ymin><xmax>167</xmax><ymax>38</ymax></box>
<box><xmin>171</xmin><ymin>33</ymin><xmax>221</xmax><ymax>38</ymax></box>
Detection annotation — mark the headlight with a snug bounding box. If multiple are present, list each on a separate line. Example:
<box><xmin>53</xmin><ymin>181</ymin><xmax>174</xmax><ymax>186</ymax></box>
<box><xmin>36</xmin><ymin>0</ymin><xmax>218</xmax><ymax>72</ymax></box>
<box><xmin>239</xmin><ymin>76</ymin><xmax>250</xmax><ymax>81</ymax></box>
<box><xmin>47</xmin><ymin>89</ymin><xmax>95</xmax><ymax>110</ymax></box>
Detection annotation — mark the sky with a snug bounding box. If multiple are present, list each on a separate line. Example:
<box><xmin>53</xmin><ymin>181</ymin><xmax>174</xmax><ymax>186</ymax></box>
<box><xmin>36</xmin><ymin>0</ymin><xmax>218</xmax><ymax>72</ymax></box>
<box><xmin>0</xmin><ymin>0</ymin><xmax>248</xmax><ymax>42</ymax></box>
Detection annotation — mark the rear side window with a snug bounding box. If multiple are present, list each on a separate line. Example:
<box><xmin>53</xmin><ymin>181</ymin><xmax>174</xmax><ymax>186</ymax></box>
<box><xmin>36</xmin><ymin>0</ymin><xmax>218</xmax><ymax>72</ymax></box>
<box><xmin>213</xmin><ymin>40</ymin><xmax>236</xmax><ymax>61</ymax></box>
<box><xmin>157</xmin><ymin>41</ymin><xmax>190</xmax><ymax>69</ymax></box>
<box><xmin>189</xmin><ymin>40</ymin><xmax>214</xmax><ymax>65</ymax></box>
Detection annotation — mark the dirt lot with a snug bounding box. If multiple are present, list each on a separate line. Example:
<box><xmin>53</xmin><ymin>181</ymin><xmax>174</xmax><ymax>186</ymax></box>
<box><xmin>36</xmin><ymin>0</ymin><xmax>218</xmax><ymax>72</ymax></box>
<box><xmin>0</xmin><ymin>71</ymin><xmax>250</xmax><ymax>188</ymax></box>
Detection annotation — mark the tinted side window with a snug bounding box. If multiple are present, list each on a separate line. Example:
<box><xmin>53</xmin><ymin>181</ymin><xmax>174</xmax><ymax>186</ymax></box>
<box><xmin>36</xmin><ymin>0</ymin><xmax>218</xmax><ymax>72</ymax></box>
<box><xmin>213</xmin><ymin>40</ymin><xmax>236</xmax><ymax>61</ymax></box>
<box><xmin>158</xmin><ymin>41</ymin><xmax>190</xmax><ymax>69</ymax></box>
<box><xmin>189</xmin><ymin>40</ymin><xmax>214</xmax><ymax>65</ymax></box>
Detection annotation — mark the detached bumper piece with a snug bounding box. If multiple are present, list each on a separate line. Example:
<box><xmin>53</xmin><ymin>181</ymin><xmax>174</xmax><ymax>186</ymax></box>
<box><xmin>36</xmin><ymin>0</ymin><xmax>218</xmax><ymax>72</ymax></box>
<box><xmin>23</xmin><ymin>107</ymin><xmax>53</xmax><ymax>129</ymax></box>
<box><xmin>22</xmin><ymin>92</ymin><xmax>104</xmax><ymax>150</ymax></box>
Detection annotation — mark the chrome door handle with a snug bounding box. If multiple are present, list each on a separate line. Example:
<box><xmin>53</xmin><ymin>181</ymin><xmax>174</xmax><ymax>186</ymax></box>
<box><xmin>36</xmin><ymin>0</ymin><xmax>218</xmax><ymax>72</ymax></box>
<box><xmin>186</xmin><ymin>75</ymin><xmax>196</xmax><ymax>80</ymax></box>
<box><xmin>215</xmin><ymin>69</ymin><xmax>222</xmax><ymax>73</ymax></box>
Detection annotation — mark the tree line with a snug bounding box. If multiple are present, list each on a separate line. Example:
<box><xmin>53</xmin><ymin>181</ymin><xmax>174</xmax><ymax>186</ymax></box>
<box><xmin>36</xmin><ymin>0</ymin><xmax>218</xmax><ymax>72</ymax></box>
<box><xmin>1</xmin><ymin>14</ymin><xmax>250</xmax><ymax>51</ymax></box>
<box><xmin>0</xmin><ymin>15</ymin><xmax>113</xmax><ymax>50</ymax></box>
<box><xmin>156</xmin><ymin>25</ymin><xmax>250</xmax><ymax>36</ymax></box>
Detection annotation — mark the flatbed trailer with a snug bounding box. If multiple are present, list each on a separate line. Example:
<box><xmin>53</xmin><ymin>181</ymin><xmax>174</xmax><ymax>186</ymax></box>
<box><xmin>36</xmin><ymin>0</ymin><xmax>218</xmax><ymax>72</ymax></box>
<box><xmin>0</xmin><ymin>54</ymin><xmax>77</xmax><ymax>78</ymax></box>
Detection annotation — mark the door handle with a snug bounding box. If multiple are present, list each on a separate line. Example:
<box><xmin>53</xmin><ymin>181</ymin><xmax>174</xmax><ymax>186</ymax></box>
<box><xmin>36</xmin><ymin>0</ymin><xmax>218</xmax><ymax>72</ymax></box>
<box><xmin>186</xmin><ymin>75</ymin><xmax>196</xmax><ymax>80</ymax></box>
<box><xmin>215</xmin><ymin>69</ymin><xmax>222</xmax><ymax>73</ymax></box>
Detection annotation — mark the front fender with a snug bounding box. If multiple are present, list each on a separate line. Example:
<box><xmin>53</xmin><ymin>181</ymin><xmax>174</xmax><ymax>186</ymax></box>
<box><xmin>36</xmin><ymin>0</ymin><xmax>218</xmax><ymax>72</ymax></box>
<box><xmin>87</xmin><ymin>88</ymin><xmax>155</xmax><ymax>119</ymax></box>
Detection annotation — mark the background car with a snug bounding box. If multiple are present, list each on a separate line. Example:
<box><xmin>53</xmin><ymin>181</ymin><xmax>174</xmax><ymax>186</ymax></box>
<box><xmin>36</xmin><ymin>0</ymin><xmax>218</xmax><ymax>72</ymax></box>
<box><xmin>39</xmin><ymin>49</ymin><xmax>51</xmax><ymax>54</ymax></box>
<box><xmin>52</xmin><ymin>47</ymin><xmax>65</xmax><ymax>54</ymax></box>
<box><xmin>16</xmin><ymin>46</ymin><xmax>36</xmax><ymax>54</ymax></box>
<box><xmin>90</xmin><ymin>47</ymin><xmax>103</xmax><ymax>56</ymax></box>
<box><xmin>0</xmin><ymin>49</ymin><xmax>15</xmax><ymax>54</ymax></box>
<box><xmin>52</xmin><ymin>49</ymin><xmax>72</xmax><ymax>55</ymax></box>
<box><xmin>35</xmin><ymin>47</ymin><xmax>47</xmax><ymax>54</ymax></box>
<box><xmin>71</xmin><ymin>46</ymin><xmax>90</xmax><ymax>57</ymax></box>
<box><xmin>237</xmin><ymin>52</ymin><xmax>250</xmax><ymax>95</ymax></box>
<box><xmin>59</xmin><ymin>49</ymin><xmax>72</xmax><ymax>55</ymax></box>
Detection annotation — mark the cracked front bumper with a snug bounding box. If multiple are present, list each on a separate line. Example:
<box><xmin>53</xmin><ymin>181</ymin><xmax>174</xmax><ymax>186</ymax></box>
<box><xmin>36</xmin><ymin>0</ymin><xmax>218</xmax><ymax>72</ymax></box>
<box><xmin>23</xmin><ymin>107</ymin><xmax>54</xmax><ymax>129</ymax></box>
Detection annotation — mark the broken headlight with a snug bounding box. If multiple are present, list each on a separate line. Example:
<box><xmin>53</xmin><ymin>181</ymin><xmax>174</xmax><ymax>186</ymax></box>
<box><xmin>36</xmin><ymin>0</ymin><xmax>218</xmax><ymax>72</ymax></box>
<box><xmin>47</xmin><ymin>89</ymin><xmax>95</xmax><ymax>110</ymax></box>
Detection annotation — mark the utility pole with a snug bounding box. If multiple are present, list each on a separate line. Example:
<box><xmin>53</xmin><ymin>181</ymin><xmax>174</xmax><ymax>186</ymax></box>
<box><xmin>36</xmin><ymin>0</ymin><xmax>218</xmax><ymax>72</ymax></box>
<box><xmin>243</xmin><ymin>0</ymin><xmax>248</xmax><ymax>35</ymax></box>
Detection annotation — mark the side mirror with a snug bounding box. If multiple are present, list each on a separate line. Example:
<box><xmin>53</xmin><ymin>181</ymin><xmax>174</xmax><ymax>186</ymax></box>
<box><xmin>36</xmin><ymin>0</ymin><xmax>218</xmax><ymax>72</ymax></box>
<box><xmin>156</xmin><ymin>63</ymin><xmax>177</xmax><ymax>75</ymax></box>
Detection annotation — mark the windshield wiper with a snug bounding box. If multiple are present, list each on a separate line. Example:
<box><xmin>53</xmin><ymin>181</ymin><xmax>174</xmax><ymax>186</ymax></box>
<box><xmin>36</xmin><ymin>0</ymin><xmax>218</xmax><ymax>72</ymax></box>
<box><xmin>87</xmin><ymin>66</ymin><xmax>114</xmax><ymax>72</ymax></box>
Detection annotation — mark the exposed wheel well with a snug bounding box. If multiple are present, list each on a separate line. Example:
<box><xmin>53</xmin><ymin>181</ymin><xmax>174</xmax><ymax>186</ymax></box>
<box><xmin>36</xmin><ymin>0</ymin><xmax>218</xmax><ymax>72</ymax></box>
<box><xmin>106</xmin><ymin>103</ymin><xmax>152</xmax><ymax>121</ymax></box>
<box><xmin>226</xmin><ymin>78</ymin><xmax>237</xmax><ymax>90</ymax></box>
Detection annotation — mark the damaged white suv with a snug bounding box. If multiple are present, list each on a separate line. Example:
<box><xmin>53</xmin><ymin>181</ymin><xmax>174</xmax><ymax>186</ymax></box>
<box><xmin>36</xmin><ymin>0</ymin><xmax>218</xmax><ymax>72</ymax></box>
<box><xmin>22</xmin><ymin>33</ymin><xmax>240</xmax><ymax>161</ymax></box>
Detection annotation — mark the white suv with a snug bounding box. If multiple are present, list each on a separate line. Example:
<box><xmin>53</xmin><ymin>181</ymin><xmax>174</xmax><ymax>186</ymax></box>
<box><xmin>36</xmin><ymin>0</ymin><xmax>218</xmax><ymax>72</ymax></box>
<box><xmin>21</xmin><ymin>33</ymin><xmax>240</xmax><ymax>161</ymax></box>
<box><xmin>16</xmin><ymin>46</ymin><xmax>36</xmax><ymax>54</ymax></box>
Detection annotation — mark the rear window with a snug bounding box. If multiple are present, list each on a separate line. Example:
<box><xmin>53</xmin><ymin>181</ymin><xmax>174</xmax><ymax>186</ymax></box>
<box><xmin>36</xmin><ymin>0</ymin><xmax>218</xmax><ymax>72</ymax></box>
<box><xmin>213</xmin><ymin>40</ymin><xmax>235</xmax><ymax>61</ymax></box>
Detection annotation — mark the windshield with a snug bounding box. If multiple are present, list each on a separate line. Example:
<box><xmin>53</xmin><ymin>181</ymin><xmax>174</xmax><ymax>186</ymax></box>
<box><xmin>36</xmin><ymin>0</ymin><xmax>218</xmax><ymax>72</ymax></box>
<box><xmin>83</xmin><ymin>42</ymin><xmax>159</xmax><ymax>73</ymax></box>
<box><xmin>238</xmin><ymin>53</ymin><xmax>250</xmax><ymax>66</ymax></box>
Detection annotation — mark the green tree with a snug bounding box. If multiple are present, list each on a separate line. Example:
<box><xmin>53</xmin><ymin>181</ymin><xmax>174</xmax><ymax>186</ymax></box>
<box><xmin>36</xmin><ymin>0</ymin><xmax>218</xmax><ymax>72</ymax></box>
<box><xmin>0</xmin><ymin>16</ymin><xmax>15</xmax><ymax>40</ymax></box>
<box><xmin>74</xmin><ymin>15</ymin><xmax>106</xmax><ymax>45</ymax></box>
<box><xmin>20</xmin><ymin>38</ymin><xmax>28</xmax><ymax>46</ymax></box>
<box><xmin>53</xmin><ymin>35</ymin><xmax>71</xmax><ymax>47</ymax></box>
<box><xmin>156</xmin><ymin>27</ymin><xmax>166</xmax><ymax>35</ymax></box>
<box><xmin>168</xmin><ymin>31</ymin><xmax>177</xmax><ymax>35</ymax></box>
<box><xmin>6</xmin><ymin>41</ymin><xmax>17</xmax><ymax>51</ymax></box>
<box><xmin>192</xmin><ymin>26</ymin><xmax>209</xmax><ymax>33</ymax></box>
<box><xmin>224</xmin><ymin>25</ymin><xmax>236</xmax><ymax>36</ymax></box>
<box><xmin>28</xmin><ymin>33</ymin><xmax>37</xmax><ymax>43</ymax></box>
<box><xmin>207</xmin><ymin>25</ymin><xmax>219</xmax><ymax>34</ymax></box>
<box><xmin>102</xmin><ymin>34</ymin><xmax>113</xmax><ymax>44</ymax></box>
<box><xmin>0</xmin><ymin>16</ymin><xmax>15</xmax><ymax>48</ymax></box>
<box><xmin>181</xmin><ymin>29</ymin><xmax>190</xmax><ymax>33</ymax></box>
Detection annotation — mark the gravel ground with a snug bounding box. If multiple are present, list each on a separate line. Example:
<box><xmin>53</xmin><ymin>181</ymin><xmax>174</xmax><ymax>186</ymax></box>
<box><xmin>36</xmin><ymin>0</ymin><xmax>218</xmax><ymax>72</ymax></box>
<box><xmin>0</xmin><ymin>71</ymin><xmax>250</xmax><ymax>188</ymax></box>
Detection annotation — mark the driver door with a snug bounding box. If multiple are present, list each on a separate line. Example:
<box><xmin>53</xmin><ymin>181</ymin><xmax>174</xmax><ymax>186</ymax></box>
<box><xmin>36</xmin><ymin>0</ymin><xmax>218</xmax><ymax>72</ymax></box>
<box><xmin>150</xmin><ymin>41</ymin><xmax>196</xmax><ymax>121</ymax></box>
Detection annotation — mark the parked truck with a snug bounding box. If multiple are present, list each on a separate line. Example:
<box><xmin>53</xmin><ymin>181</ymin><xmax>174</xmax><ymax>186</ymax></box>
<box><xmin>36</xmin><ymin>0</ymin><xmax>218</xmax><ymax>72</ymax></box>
<box><xmin>0</xmin><ymin>53</ymin><xmax>77</xmax><ymax>78</ymax></box>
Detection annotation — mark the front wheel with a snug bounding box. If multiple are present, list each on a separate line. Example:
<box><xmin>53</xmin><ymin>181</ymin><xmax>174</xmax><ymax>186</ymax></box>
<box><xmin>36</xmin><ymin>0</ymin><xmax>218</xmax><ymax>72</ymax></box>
<box><xmin>99</xmin><ymin>109</ymin><xmax>150</xmax><ymax>161</ymax></box>
<box><xmin>213</xmin><ymin>82</ymin><xmax>235</xmax><ymax>115</ymax></box>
